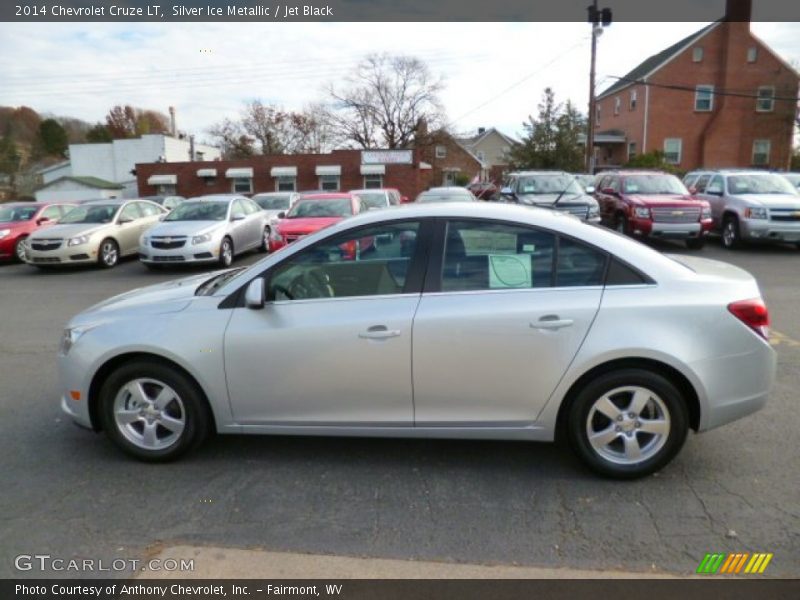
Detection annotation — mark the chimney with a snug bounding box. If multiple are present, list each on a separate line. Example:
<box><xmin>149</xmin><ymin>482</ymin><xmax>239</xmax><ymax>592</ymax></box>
<box><xmin>168</xmin><ymin>106</ymin><xmax>176</xmax><ymax>137</ymax></box>
<box><xmin>478</xmin><ymin>127</ymin><xmax>486</xmax><ymax>135</ymax></box>
<box><xmin>725</xmin><ymin>0</ymin><xmax>751</xmax><ymax>23</ymax></box>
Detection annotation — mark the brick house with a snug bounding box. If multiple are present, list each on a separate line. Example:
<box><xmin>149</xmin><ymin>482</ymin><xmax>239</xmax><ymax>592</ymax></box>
<box><xmin>418</xmin><ymin>130</ymin><xmax>485</xmax><ymax>187</ymax></box>
<box><xmin>136</xmin><ymin>149</ymin><xmax>435</xmax><ymax>200</ymax></box>
<box><xmin>593</xmin><ymin>0</ymin><xmax>799</xmax><ymax>172</ymax></box>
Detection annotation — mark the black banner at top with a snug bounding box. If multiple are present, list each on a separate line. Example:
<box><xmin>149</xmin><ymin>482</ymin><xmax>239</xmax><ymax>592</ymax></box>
<box><xmin>3</xmin><ymin>0</ymin><xmax>800</xmax><ymax>22</ymax></box>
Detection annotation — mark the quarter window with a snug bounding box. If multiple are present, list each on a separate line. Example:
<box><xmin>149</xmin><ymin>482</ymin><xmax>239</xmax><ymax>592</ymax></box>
<box><xmin>663</xmin><ymin>138</ymin><xmax>682</xmax><ymax>165</ymax></box>
<box><xmin>756</xmin><ymin>87</ymin><xmax>774</xmax><ymax>112</ymax></box>
<box><xmin>556</xmin><ymin>237</ymin><xmax>607</xmax><ymax>287</ymax></box>
<box><xmin>231</xmin><ymin>177</ymin><xmax>252</xmax><ymax>194</ymax></box>
<box><xmin>268</xmin><ymin>221</ymin><xmax>421</xmax><ymax>301</ymax></box>
<box><xmin>695</xmin><ymin>85</ymin><xmax>714</xmax><ymax>111</ymax></box>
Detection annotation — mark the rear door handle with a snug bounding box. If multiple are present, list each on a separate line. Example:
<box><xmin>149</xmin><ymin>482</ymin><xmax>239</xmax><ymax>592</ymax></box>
<box><xmin>359</xmin><ymin>326</ymin><xmax>401</xmax><ymax>340</ymax></box>
<box><xmin>531</xmin><ymin>316</ymin><xmax>574</xmax><ymax>331</ymax></box>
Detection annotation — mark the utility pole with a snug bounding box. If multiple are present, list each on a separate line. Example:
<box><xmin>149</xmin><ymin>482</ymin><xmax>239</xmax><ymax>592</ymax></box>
<box><xmin>586</xmin><ymin>1</ymin><xmax>612</xmax><ymax>173</ymax></box>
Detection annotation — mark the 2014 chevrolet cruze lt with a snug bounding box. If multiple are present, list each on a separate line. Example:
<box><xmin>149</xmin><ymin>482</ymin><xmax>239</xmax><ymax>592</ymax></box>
<box><xmin>58</xmin><ymin>203</ymin><xmax>776</xmax><ymax>478</ymax></box>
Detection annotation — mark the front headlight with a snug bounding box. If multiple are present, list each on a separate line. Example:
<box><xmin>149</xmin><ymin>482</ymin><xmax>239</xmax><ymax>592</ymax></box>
<box><xmin>192</xmin><ymin>233</ymin><xmax>213</xmax><ymax>245</ymax></box>
<box><xmin>588</xmin><ymin>204</ymin><xmax>600</xmax><ymax>218</ymax></box>
<box><xmin>67</xmin><ymin>235</ymin><xmax>90</xmax><ymax>247</ymax></box>
<box><xmin>701</xmin><ymin>204</ymin><xmax>712</xmax><ymax>219</ymax></box>
<box><xmin>0</xmin><ymin>229</ymin><xmax>10</xmax><ymax>239</ymax></box>
<box><xmin>634</xmin><ymin>207</ymin><xmax>650</xmax><ymax>218</ymax></box>
<box><xmin>744</xmin><ymin>207</ymin><xmax>768</xmax><ymax>220</ymax></box>
<box><xmin>59</xmin><ymin>326</ymin><xmax>94</xmax><ymax>355</ymax></box>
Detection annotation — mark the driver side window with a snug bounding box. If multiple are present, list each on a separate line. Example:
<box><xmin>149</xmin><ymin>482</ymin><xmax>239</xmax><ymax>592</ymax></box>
<box><xmin>119</xmin><ymin>203</ymin><xmax>141</xmax><ymax>221</ymax></box>
<box><xmin>267</xmin><ymin>221</ymin><xmax>421</xmax><ymax>301</ymax></box>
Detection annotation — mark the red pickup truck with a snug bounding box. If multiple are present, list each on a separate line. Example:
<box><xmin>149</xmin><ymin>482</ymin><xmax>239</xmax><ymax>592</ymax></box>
<box><xmin>594</xmin><ymin>171</ymin><xmax>713</xmax><ymax>249</ymax></box>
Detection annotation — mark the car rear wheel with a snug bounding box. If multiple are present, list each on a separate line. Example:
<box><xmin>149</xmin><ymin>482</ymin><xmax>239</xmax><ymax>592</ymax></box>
<box><xmin>219</xmin><ymin>237</ymin><xmax>233</xmax><ymax>267</ymax></box>
<box><xmin>721</xmin><ymin>215</ymin><xmax>742</xmax><ymax>249</ymax></box>
<box><xmin>14</xmin><ymin>236</ymin><xmax>27</xmax><ymax>262</ymax></box>
<box><xmin>567</xmin><ymin>369</ymin><xmax>689</xmax><ymax>479</ymax></box>
<box><xmin>98</xmin><ymin>238</ymin><xmax>119</xmax><ymax>268</ymax></box>
<box><xmin>685</xmin><ymin>237</ymin><xmax>705</xmax><ymax>250</ymax></box>
<box><xmin>99</xmin><ymin>360</ymin><xmax>210</xmax><ymax>462</ymax></box>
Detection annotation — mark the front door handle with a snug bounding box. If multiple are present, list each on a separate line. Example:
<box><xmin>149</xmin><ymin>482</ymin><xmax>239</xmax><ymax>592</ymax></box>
<box><xmin>359</xmin><ymin>326</ymin><xmax>401</xmax><ymax>340</ymax></box>
<box><xmin>531</xmin><ymin>316</ymin><xmax>574</xmax><ymax>331</ymax></box>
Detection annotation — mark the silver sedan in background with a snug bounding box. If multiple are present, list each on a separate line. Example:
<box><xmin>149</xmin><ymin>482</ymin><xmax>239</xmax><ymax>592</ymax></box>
<box><xmin>139</xmin><ymin>195</ymin><xmax>269</xmax><ymax>268</ymax></box>
<box><xmin>59</xmin><ymin>203</ymin><xmax>775</xmax><ymax>478</ymax></box>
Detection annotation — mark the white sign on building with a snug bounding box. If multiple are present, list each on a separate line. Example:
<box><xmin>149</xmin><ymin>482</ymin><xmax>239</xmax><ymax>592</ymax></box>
<box><xmin>361</xmin><ymin>150</ymin><xmax>413</xmax><ymax>165</ymax></box>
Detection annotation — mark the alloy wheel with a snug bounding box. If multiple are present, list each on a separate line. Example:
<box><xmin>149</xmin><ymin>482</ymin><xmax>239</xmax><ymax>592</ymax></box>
<box><xmin>585</xmin><ymin>385</ymin><xmax>671</xmax><ymax>465</ymax></box>
<box><xmin>221</xmin><ymin>239</ymin><xmax>233</xmax><ymax>266</ymax></box>
<box><xmin>101</xmin><ymin>240</ymin><xmax>118</xmax><ymax>266</ymax></box>
<box><xmin>113</xmin><ymin>378</ymin><xmax>186</xmax><ymax>451</ymax></box>
<box><xmin>15</xmin><ymin>238</ymin><xmax>27</xmax><ymax>261</ymax></box>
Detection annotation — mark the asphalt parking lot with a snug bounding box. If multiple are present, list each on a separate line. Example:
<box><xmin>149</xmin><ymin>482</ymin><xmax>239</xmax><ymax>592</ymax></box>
<box><xmin>1</xmin><ymin>238</ymin><xmax>798</xmax><ymax>578</ymax></box>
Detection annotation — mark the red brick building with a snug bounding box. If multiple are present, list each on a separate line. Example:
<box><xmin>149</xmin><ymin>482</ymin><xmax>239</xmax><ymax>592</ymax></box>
<box><xmin>593</xmin><ymin>0</ymin><xmax>799</xmax><ymax>172</ymax></box>
<box><xmin>136</xmin><ymin>149</ymin><xmax>436</xmax><ymax>199</ymax></box>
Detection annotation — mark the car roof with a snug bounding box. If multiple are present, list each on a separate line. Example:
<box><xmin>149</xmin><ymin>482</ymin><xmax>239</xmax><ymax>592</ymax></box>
<box><xmin>185</xmin><ymin>195</ymin><xmax>241</xmax><ymax>203</ymax></box>
<box><xmin>349</xmin><ymin>189</ymin><xmax>388</xmax><ymax>194</ymax></box>
<box><xmin>605</xmin><ymin>170</ymin><xmax>675</xmax><ymax>176</ymax></box>
<box><xmin>81</xmin><ymin>198</ymin><xmax>128</xmax><ymax>206</ymax></box>
<box><xmin>298</xmin><ymin>193</ymin><xmax>354</xmax><ymax>200</ymax></box>
<box><xmin>424</xmin><ymin>187</ymin><xmax>472</xmax><ymax>192</ymax></box>
<box><xmin>507</xmin><ymin>170</ymin><xmax>570</xmax><ymax>176</ymax></box>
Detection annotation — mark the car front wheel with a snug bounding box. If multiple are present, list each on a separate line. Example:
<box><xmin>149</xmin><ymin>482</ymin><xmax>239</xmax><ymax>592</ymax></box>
<box><xmin>721</xmin><ymin>215</ymin><xmax>742</xmax><ymax>249</ymax></box>
<box><xmin>14</xmin><ymin>236</ymin><xmax>28</xmax><ymax>262</ymax></box>
<box><xmin>567</xmin><ymin>369</ymin><xmax>689</xmax><ymax>479</ymax></box>
<box><xmin>99</xmin><ymin>360</ymin><xmax>211</xmax><ymax>461</ymax></box>
<box><xmin>219</xmin><ymin>237</ymin><xmax>233</xmax><ymax>267</ymax></box>
<box><xmin>98</xmin><ymin>238</ymin><xmax>119</xmax><ymax>268</ymax></box>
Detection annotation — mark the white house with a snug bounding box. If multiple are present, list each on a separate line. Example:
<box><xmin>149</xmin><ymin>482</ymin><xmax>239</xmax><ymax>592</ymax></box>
<box><xmin>36</xmin><ymin>134</ymin><xmax>220</xmax><ymax>202</ymax></box>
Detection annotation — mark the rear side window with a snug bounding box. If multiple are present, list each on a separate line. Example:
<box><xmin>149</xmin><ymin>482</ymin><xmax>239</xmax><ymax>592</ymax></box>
<box><xmin>556</xmin><ymin>237</ymin><xmax>607</xmax><ymax>287</ymax></box>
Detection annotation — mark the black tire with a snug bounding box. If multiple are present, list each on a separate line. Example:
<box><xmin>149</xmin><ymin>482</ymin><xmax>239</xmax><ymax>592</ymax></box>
<box><xmin>614</xmin><ymin>213</ymin><xmax>629</xmax><ymax>236</ymax></box>
<box><xmin>567</xmin><ymin>368</ymin><xmax>689</xmax><ymax>479</ymax></box>
<box><xmin>219</xmin><ymin>237</ymin><xmax>234</xmax><ymax>267</ymax></box>
<box><xmin>721</xmin><ymin>214</ymin><xmax>742</xmax><ymax>250</ymax></box>
<box><xmin>97</xmin><ymin>238</ymin><xmax>119</xmax><ymax>268</ymax></box>
<box><xmin>99</xmin><ymin>359</ymin><xmax>211</xmax><ymax>462</ymax></box>
<box><xmin>685</xmin><ymin>237</ymin><xmax>706</xmax><ymax>250</ymax></box>
<box><xmin>13</xmin><ymin>236</ymin><xmax>28</xmax><ymax>263</ymax></box>
<box><xmin>260</xmin><ymin>227</ymin><xmax>270</xmax><ymax>253</ymax></box>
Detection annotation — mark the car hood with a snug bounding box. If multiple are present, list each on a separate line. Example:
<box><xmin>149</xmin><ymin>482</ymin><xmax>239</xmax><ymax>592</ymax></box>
<box><xmin>277</xmin><ymin>216</ymin><xmax>343</xmax><ymax>234</ymax></box>
<box><xmin>0</xmin><ymin>220</ymin><xmax>34</xmax><ymax>231</ymax></box>
<box><xmin>147</xmin><ymin>220</ymin><xmax>224</xmax><ymax>237</ymax></box>
<box><xmin>729</xmin><ymin>194</ymin><xmax>800</xmax><ymax>208</ymax></box>
<box><xmin>626</xmin><ymin>194</ymin><xmax>701</xmax><ymax>206</ymax></box>
<box><xmin>70</xmin><ymin>270</ymin><xmax>231</xmax><ymax>325</ymax></box>
<box><xmin>29</xmin><ymin>223</ymin><xmax>108</xmax><ymax>240</ymax></box>
<box><xmin>517</xmin><ymin>193</ymin><xmax>592</xmax><ymax>206</ymax></box>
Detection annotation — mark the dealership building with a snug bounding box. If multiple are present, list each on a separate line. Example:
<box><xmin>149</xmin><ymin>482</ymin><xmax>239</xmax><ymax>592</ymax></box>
<box><xmin>136</xmin><ymin>149</ymin><xmax>437</xmax><ymax>199</ymax></box>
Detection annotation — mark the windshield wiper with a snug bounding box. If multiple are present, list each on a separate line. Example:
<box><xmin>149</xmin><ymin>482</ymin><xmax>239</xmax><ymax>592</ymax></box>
<box><xmin>552</xmin><ymin>182</ymin><xmax>575</xmax><ymax>205</ymax></box>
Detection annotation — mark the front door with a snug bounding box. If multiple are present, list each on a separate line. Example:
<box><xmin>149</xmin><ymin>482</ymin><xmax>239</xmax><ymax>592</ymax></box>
<box><xmin>412</xmin><ymin>220</ymin><xmax>605</xmax><ymax>426</ymax></box>
<box><xmin>224</xmin><ymin>219</ymin><xmax>426</xmax><ymax>425</ymax></box>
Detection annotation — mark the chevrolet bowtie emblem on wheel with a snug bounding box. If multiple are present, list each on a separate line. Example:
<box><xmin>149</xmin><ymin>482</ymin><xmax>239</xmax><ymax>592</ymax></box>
<box><xmin>697</xmin><ymin>552</ymin><xmax>773</xmax><ymax>574</ymax></box>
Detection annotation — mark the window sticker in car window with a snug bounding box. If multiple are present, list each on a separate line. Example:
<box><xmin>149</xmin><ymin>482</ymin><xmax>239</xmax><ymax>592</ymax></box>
<box><xmin>522</xmin><ymin>244</ymin><xmax>536</xmax><ymax>252</ymax></box>
<box><xmin>521</xmin><ymin>183</ymin><xmax>536</xmax><ymax>193</ymax></box>
<box><xmin>626</xmin><ymin>183</ymin><xmax>639</xmax><ymax>193</ymax></box>
<box><xmin>489</xmin><ymin>254</ymin><xmax>532</xmax><ymax>288</ymax></box>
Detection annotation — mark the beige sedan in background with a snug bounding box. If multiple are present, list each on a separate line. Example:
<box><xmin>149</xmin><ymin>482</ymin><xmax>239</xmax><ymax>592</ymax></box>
<box><xmin>25</xmin><ymin>199</ymin><xmax>167</xmax><ymax>269</ymax></box>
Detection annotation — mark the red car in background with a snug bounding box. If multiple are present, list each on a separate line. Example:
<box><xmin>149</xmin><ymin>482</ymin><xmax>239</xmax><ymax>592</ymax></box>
<box><xmin>268</xmin><ymin>193</ymin><xmax>367</xmax><ymax>254</ymax></box>
<box><xmin>0</xmin><ymin>201</ymin><xmax>76</xmax><ymax>262</ymax></box>
<box><xmin>594</xmin><ymin>170</ymin><xmax>714</xmax><ymax>249</ymax></box>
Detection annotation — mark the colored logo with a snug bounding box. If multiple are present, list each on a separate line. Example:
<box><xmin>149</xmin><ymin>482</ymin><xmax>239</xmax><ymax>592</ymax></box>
<box><xmin>696</xmin><ymin>552</ymin><xmax>773</xmax><ymax>574</ymax></box>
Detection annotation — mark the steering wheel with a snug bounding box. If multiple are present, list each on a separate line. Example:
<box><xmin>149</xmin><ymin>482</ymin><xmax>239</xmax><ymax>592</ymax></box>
<box><xmin>287</xmin><ymin>269</ymin><xmax>334</xmax><ymax>299</ymax></box>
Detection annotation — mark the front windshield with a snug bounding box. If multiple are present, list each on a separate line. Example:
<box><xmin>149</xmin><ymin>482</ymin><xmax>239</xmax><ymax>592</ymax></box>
<box><xmin>517</xmin><ymin>175</ymin><xmax>582</xmax><ymax>195</ymax></box>
<box><xmin>59</xmin><ymin>205</ymin><xmax>119</xmax><ymax>224</ymax></box>
<box><xmin>0</xmin><ymin>205</ymin><xmax>38</xmax><ymax>222</ymax></box>
<box><xmin>165</xmin><ymin>201</ymin><xmax>229</xmax><ymax>221</ymax></box>
<box><xmin>355</xmin><ymin>192</ymin><xmax>388</xmax><ymax>209</ymax></box>
<box><xmin>286</xmin><ymin>198</ymin><xmax>353</xmax><ymax>218</ymax></box>
<box><xmin>254</xmin><ymin>194</ymin><xmax>291</xmax><ymax>210</ymax></box>
<box><xmin>728</xmin><ymin>174</ymin><xmax>798</xmax><ymax>195</ymax></box>
<box><xmin>622</xmin><ymin>175</ymin><xmax>688</xmax><ymax>195</ymax></box>
<box><xmin>782</xmin><ymin>174</ymin><xmax>800</xmax><ymax>188</ymax></box>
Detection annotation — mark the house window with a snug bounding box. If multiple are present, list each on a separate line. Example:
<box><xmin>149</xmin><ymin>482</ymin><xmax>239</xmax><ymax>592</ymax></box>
<box><xmin>614</xmin><ymin>97</ymin><xmax>621</xmax><ymax>115</ymax></box>
<box><xmin>231</xmin><ymin>177</ymin><xmax>252</xmax><ymax>194</ymax></box>
<box><xmin>195</xmin><ymin>151</ymin><xmax>205</xmax><ymax>161</ymax></box>
<box><xmin>692</xmin><ymin>47</ymin><xmax>704</xmax><ymax>62</ymax></box>
<box><xmin>747</xmin><ymin>47</ymin><xmax>758</xmax><ymax>63</ymax></box>
<box><xmin>756</xmin><ymin>86</ymin><xmax>775</xmax><ymax>112</ymax></box>
<box><xmin>363</xmin><ymin>174</ymin><xmax>383</xmax><ymax>189</ymax></box>
<box><xmin>695</xmin><ymin>85</ymin><xmax>714</xmax><ymax>111</ymax></box>
<box><xmin>275</xmin><ymin>176</ymin><xmax>296</xmax><ymax>192</ymax></box>
<box><xmin>752</xmin><ymin>140</ymin><xmax>770</xmax><ymax>166</ymax></box>
<box><xmin>630</xmin><ymin>89</ymin><xmax>637</xmax><ymax>110</ymax></box>
<box><xmin>205</xmin><ymin>177</ymin><xmax>216</xmax><ymax>187</ymax></box>
<box><xmin>663</xmin><ymin>138</ymin><xmax>682</xmax><ymax>165</ymax></box>
<box><xmin>319</xmin><ymin>175</ymin><xmax>340</xmax><ymax>191</ymax></box>
<box><xmin>157</xmin><ymin>184</ymin><xmax>176</xmax><ymax>195</ymax></box>
<box><xmin>435</xmin><ymin>145</ymin><xmax>447</xmax><ymax>159</ymax></box>
<box><xmin>476</xmin><ymin>150</ymin><xmax>485</xmax><ymax>162</ymax></box>
<box><xmin>627</xmin><ymin>142</ymin><xmax>637</xmax><ymax>160</ymax></box>
<box><xmin>596</xmin><ymin>105</ymin><xmax>601</xmax><ymax>124</ymax></box>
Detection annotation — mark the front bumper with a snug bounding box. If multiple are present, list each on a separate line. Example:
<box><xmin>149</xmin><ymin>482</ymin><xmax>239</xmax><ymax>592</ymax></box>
<box><xmin>58</xmin><ymin>350</ymin><xmax>94</xmax><ymax>429</ymax></box>
<box><xmin>26</xmin><ymin>243</ymin><xmax>96</xmax><ymax>265</ymax></box>
<box><xmin>740</xmin><ymin>219</ymin><xmax>800</xmax><ymax>243</ymax></box>
<box><xmin>139</xmin><ymin>239</ymin><xmax>220</xmax><ymax>264</ymax></box>
<box><xmin>630</xmin><ymin>219</ymin><xmax>711</xmax><ymax>240</ymax></box>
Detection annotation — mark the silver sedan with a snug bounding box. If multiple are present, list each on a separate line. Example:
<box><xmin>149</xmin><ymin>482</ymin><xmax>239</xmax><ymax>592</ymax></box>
<box><xmin>58</xmin><ymin>203</ymin><xmax>775</xmax><ymax>478</ymax></box>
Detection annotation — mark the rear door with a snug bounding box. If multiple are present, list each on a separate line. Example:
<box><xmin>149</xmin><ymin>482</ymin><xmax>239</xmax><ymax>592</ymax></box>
<box><xmin>411</xmin><ymin>219</ymin><xmax>606</xmax><ymax>426</ymax></box>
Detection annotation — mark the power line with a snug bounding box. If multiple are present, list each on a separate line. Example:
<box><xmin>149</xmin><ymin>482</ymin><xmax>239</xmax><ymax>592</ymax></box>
<box><xmin>601</xmin><ymin>75</ymin><xmax>800</xmax><ymax>102</ymax></box>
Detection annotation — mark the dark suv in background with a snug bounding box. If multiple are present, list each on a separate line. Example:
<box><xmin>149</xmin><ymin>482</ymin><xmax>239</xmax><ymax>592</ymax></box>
<box><xmin>499</xmin><ymin>171</ymin><xmax>601</xmax><ymax>223</ymax></box>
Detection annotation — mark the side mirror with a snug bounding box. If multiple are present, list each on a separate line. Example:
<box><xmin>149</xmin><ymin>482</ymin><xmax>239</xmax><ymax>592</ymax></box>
<box><xmin>500</xmin><ymin>187</ymin><xmax>514</xmax><ymax>196</ymax></box>
<box><xmin>36</xmin><ymin>217</ymin><xmax>50</xmax><ymax>225</ymax></box>
<box><xmin>231</xmin><ymin>212</ymin><xmax>246</xmax><ymax>221</ymax></box>
<box><xmin>585</xmin><ymin>186</ymin><xmax>595</xmax><ymax>194</ymax></box>
<box><xmin>118</xmin><ymin>216</ymin><xmax>134</xmax><ymax>224</ymax></box>
<box><xmin>245</xmin><ymin>278</ymin><xmax>265</xmax><ymax>309</ymax></box>
<box><xmin>277</xmin><ymin>211</ymin><xmax>287</xmax><ymax>219</ymax></box>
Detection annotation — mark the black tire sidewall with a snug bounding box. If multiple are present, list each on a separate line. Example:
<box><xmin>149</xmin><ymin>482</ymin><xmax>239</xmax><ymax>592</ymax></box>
<box><xmin>567</xmin><ymin>369</ymin><xmax>689</xmax><ymax>479</ymax></box>
<box><xmin>722</xmin><ymin>216</ymin><xmax>740</xmax><ymax>249</ymax></box>
<box><xmin>260</xmin><ymin>227</ymin><xmax>270</xmax><ymax>252</ymax></box>
<box><xmin>99</xmin><ymin>360</ymin><xmax>210</xmax><ymax>462</ymax></box>
<box><xmin>219</xmin><ymin>237</ymin><xmax>233</xmax><ymax>267</ymax></box>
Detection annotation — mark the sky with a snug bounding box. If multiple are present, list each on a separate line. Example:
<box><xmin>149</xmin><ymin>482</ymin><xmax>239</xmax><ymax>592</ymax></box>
<box><xmin>0</xmin><ymin>21</ymin><xmax>797</xmax><ymax>146</ymax></box>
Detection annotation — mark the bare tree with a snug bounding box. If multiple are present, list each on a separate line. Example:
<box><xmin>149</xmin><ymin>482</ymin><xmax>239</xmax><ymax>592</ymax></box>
<box><xmin>240</xmin><ymin>101</ymin><xmax>291</xmax><ymax>154</ymax></box>
<box><xmin>207</xmin><ymin>118</ymin><xmax>256</xmax><ymax>159</ymax></box>
<box><xmin>328</xmin><ymin>53</ymin><xmax>446</xmax><ymax>149</ymax></box>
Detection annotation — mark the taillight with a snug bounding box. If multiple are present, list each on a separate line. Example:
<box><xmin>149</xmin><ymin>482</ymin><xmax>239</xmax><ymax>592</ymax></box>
<box><xmin>728</xmin><ymin>298</ymin><xmax>770</xmax><ymax>340</ymax></box>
